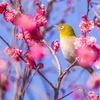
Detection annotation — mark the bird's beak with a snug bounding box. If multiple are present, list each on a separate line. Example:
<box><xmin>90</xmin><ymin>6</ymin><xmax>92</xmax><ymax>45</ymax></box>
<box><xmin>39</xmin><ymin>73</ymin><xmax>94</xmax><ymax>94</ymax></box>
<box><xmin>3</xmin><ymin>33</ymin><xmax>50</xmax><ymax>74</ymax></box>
<box><xmin>53</xmin><ymin>25</ymin><xmax>59</xmax><ymax>29</ymax></box>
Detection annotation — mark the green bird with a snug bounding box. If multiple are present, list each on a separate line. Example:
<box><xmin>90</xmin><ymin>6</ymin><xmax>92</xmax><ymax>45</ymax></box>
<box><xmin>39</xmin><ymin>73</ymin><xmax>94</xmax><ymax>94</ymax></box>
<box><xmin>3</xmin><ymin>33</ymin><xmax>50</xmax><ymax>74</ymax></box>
<box><xmin>54</xmin><ymin>24</ymin><xmax>94</xmax><ymax>74</ymax></box>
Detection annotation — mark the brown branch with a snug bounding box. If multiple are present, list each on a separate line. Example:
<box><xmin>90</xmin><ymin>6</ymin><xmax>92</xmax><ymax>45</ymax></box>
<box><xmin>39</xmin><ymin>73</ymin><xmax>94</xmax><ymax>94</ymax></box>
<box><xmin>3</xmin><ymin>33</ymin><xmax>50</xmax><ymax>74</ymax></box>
<box><xmin>41</xmin><ymin>39</ymin><xmax>62</xmax><ymax>76</ymax></box>
<box><xmin>0</xmin><ymin>36</ymin><xmax>11</xmax><ymax>48</ymax></box>
<box><xmin>60</xmin><ymin>60</ymin><xmax>77</xmax><ymax>78</ymax></box>
<box><xmin>22</xmin><ymin>65</ymin><xmax>43</xmax><ymax>96</ymax></box>
<box><xmin>90</xmin><ymin>2</ymin><xmax>100</xmax><ymax>19</ymax></box>
<box><xmin>36</xmin><ymin>69</ymin><xmax>55</xmax><ymax>89</ymax></box>
<box><xmin>58</xmin><ymin>87</ymin><xmax>80</xmax><ymax>100</ymax></box>
<box><xmin>86</xmin><ymin>1</ymin><xmax>90</xmax><ymax>19</ymax></box>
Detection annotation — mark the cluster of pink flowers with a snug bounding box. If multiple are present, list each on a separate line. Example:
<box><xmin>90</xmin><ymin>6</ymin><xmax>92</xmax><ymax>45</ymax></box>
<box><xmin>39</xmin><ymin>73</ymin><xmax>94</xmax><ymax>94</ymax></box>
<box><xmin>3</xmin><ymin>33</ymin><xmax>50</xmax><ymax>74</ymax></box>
<box><xmin>24</xmin><ymin>58</ymin><xmax>35</xmax><ymax>69</ymax></box>
<box><xmin>24</xmin><ymin>31</ymin><xmax>35</xmax><ymax>47</ymax></box>
<box><xmin>51</xmin><ymin>40</ymin><xmax>60</xmax><ymax>52</ymax></box>
<box><xmin>74</xmin><ymin>35</ymin><xmax>96</xmax><ymax>49</ymax></box>
<box><xmin>23</xmin><ymin>43</ymin><xmax>47</xmax><ymax>69</ymax></box>
<box><xmin>79</xmin><ymin>19</ymin><xmax>94</xmax><ymax>33</ymax></box>
<box><xmin>16</xmin><ymin>15</ymin><xmax>37</xmax><ymax>31</ymax></box>
<box><xmin>4</xmin><ymin>9</ymin><xmax>15</xmax><ymax>22</ymax></box>
<box><xmin>16</xmin><ymin>31</ymin><xmax>24</xmax><ymax>40</ymax></box>
<box><xmin>35</xmin><ymin>4</ymin><xmax>47</xmax><ymax>26</ymax></box>
<box><xmin>0</xmin><ymin>2</ymin><xmax>8</xmax><ymax>14</ymax></box>
<box><xmin>0</xmin><ymin>2</ymin><xmax>16</xmax><ymax>22</ymax></box>
<box><xmin>4</xmin><ymin>47</ymin><xmax>22</xmax><ymax>61</ymax></box>
<box><xmin>24</xmin><ymin>43</ymin><xmax>47</xmax><ymax>60</ymax></box>
<box><xmin>29</xmin><ymin>43</ymin><xmax>47</xmax><ymax>60</ymax></box>
<box><xmin>74</xmin><ymin>35</ymin><xmax>100</xmax><ymax>68</ymax></box>
<box><xmin>16</xmin><ymin>4</ymin><xmax>47</xmax><ymax>30</ymax></box>
<box><xmin>88</xmin><ymin>91</ymin><xmax>95</xmax><ymax>98</ymax></box>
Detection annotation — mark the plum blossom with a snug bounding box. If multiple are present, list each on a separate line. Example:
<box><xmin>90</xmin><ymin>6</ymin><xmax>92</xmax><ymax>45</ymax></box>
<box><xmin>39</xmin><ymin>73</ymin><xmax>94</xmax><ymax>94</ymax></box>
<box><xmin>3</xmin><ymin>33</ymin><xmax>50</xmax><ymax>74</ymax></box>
<box><xmin>25</xmin><ymin>58</ymin><xmax>35</xmax><ymax>69</ymax></box>
<box><xmin>79</xmin><ymin>19</ymin><xmax>94</xmax><ymax>33</ymax></box>
<box><xmin>4</xmin><ymin>47</ymin><xmax>22</xmax><ymax>61</ymax></box>
<box><xmin>16</xmin><ymin>15</ymin><xmax>37</xmax><ymax>31</ymax></box>
<box><xmin>87</xmin><ymin>91</ymin><xmax>95</xmax><ymax>98</ymax></box>
<box><xmin>51</xmin><ymin>40</ymin><xmax>60</xmax><ymax>52</ymax></box>
<box><xmin>86</xmin><ymin>73</ymin><xmax>100</xmax><ymax>89</ymax></box>
<box><xmin>35</xmin><ymin>4</ymin><xmax>46</xmax><ymax>15</ymax></box>
<box><xmin>0</xmin><ymin>74</ymin><xmax>9</xmax><ymax>91</ymax></box>
<box><xmin>74</xmin><ymin>35</ymin><xmax>87</xmax><ymax>49</ymax></box>
<box><xmin>24</xmin><ymin>31</ymin><xmax>35</xmax><ymax>47</ymax></box>
<box><xmin>76</xmin><ymin>46</ymin><xmax>98</xmax><ymax>67</ymax></box>
<box><xmin>86</xmin><ymin>36</ymin><xmax>96</xmax><ymax>46</ymax></box>
<box><xmin>3</xmin><ymin>9</ymin><xmax>15</xmax><ymax>22</ymax></box>
<box><xmin>35</xmin><ymin>15</ymin><xmax>47</xmax><ymax>26</ymax></box>
<box><xmin>12</xmin><ymin>48</ymin><xmax>22</xmax><ymax>61</ymax></box>
<box><xmin>29</xmin><ymin>43</ymin><xmax>48</xmax><ymax>60</ymax></box>
<box><xmin>82</xmin><ymin>14</ymin><xmax>86</xmax><ymax>19</ymax></box>
<box><xmin>16</xmin><ymin>31</ymin><xmax>24</xmax><ymax>40</ymax></box>
<box><xmin>35</xmin><ymin>4</ymin><xmax>47</xmax><ymax>26</ymax></box>
<box><xmin>0</xmin><ymin>2</ymin><xmax>8</xmax><ymax>14</ymax></box>
<box><xmin>95</xmin><ymin>94</ymin><xmax>100</xmax><ymax>100</ymax></box>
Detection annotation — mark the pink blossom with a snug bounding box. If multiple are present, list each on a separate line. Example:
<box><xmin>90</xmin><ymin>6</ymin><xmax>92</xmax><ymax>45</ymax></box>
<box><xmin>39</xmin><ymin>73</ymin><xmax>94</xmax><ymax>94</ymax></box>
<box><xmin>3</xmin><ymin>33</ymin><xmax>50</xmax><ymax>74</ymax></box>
<box><xmin>35</xmin><ymin>15</ymin><xmax>47</xmax><ymax>26</ymax></box>
<box><xmin>74</xmin><ymin>35</ymin><xmax>87</xmax><ymax>49</ymax></box>
<box><xmin>76</xmin><ymin>46</ymin><xmax>98</xmax><ymax>67</ymax></box>
<box><xmin>35</xmin><ymin>4</ymin><xmax>45</xmax><ymax>15</ymax></box>
<box><xmin>0</xmin><ymin>74</ymin><xmax>9</xmax><ymax>91</ymax></box>
<box><xmin>0</xmin><ymin>2</ymin><xmax>8</xmax><ymax>14</ymax></box>
<box><xmin>3</xmin><ymin>9</ymin><xmax>15</xmax><ymax>22</ymax></box>
<box><xmin>24</xmin><ymin>31</ymin><xmax>35</xmax><ymax>47</ymax></box>
<box><xmin>12</xmin><ymin>48</ymin><xmax>22</xmax><ymax>61</ymax></box>
<box><xmin>86</xmin><ymin>73</ymin><xmax>100</xmax><ymax>89</ymax></box>
<box><xmin>16</xmin><ymin>31</ymin><xmax>24</xmax><ymax>40</ymax></box>
<box><xmin>87</xmin><ymin>91</ymin><xmax>95</xmax><ymax>98</ymax></box>
<box><xmin>4</xmin><ymin>46</ymin><xmax>13</xmax><ymax>57</ymax></box>
<box><xmin>82</xmin><ymin>14</ymin><xmax>86</xmax><ymax>19</ymax></box>
<box><xmin>95</xmin><ymin>94</ymin><xmax>100</xmax><ymax>100</ymax></box>
<box><xmin>51</xmin><ymin>40</ymin><xmax>60</xmax><ymax>52</ymax></box>
<box><xmin>86</xmin><ymin>36</ymin><xmax>96</xmax><ymax>46</ymax></box>
<box><xmin>29</xmin><ymin>43</ymin><xmax>47</xmax><ymax>60</ymax></box>
<box><xmin>79</xmin><ymin>19</ymin><xmax>94</xmax><ymax>33</ymax></box>
<box><xmin>16</xmin><ymin>15</ymin><xmax>37</xmax><ymax>31</ymax></box>
<box><xmin>29</xmin><ymin>27</ymin><xmax>42</xmax><ymax>41</ymax></box>
<box><xmin>4</xmin><ymin>47</ymin><xmax>22</xmax><ymax>61</ymax></box>
<box><xmin>24</xmin><ymin>58</ymin><xmax>35</xmax><ymax>69</ymax></box>
<box><xmin>95</xmin><ymin>58</ymin><xmax>100</xmax><ymax>69</ymax></box>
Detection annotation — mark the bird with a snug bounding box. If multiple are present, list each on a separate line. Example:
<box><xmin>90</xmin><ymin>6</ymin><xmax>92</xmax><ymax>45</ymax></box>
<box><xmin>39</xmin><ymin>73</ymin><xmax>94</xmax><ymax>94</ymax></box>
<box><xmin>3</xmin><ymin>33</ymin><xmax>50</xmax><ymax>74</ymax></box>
<box><xmin>54</xmin><ymin>24</ymin><xmax>94</xmax><ymax>74</ymax></box>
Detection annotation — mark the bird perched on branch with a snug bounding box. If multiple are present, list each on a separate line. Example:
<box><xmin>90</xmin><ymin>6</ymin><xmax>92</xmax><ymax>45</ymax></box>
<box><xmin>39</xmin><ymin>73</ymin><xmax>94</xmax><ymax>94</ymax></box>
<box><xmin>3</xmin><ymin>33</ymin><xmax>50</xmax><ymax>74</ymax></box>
<box><xmin>54</xmin><ymin>24</ymin><xmax>94</xmax><ymax>74</ymax></box>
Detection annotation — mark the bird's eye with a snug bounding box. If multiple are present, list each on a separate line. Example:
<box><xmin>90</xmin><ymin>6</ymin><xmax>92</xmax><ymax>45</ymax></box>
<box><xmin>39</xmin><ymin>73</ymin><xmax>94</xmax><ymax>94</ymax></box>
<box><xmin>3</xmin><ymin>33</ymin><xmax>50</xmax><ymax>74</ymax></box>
<box><xmin>60</xmin><ymin>26</ymin><xmax>64</xmax><ymax>30</ymax></box>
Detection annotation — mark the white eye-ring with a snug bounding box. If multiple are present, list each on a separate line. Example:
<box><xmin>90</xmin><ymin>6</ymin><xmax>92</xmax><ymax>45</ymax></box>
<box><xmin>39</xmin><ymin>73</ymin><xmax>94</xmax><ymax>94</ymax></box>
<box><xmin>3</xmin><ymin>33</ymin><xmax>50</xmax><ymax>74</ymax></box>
<box><xmin>60</xmin><ymin>26</ymin><xmax>64</xmax><ymax>30</ymax></box>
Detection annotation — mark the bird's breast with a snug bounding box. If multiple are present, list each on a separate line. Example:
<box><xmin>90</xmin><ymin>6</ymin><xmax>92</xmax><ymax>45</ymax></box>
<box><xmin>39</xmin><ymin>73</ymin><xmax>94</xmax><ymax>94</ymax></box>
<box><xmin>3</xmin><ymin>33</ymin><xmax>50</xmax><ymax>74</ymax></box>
<box><xmin>60</xmin><ymin>36</ymin><xmax>76</xmax><ymax>64</ymax></box>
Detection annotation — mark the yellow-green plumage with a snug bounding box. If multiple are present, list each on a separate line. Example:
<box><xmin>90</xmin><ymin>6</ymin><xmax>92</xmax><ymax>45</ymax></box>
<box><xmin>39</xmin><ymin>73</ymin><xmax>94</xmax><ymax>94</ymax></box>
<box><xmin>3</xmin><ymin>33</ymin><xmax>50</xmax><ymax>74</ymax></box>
<box><xmin>54</xmin><ymin>23</ymin><xmax>94</xmax><ymax>74</ymax></box>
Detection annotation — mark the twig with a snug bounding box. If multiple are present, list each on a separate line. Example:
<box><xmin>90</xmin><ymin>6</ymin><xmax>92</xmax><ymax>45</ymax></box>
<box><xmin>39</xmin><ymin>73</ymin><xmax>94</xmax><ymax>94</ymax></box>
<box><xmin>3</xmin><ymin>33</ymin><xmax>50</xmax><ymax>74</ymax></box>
<box><xmin>36</xmin><ymin>69</ymin><xmax>55</xmax><ymax>89</ymax></box>
<box><xmin>22</xmin><ymin>66</ymin><xmax>41</xmax><ymax>95</ymax></box>
<box><xmin>90</xmin><ymin>2</ymin><xmax>100</xmax><ymax>19</ymax></box>
<box><xmin>58</xmin><ymin>87</ymin><xmax>80</xmax><ymax>100</ymax></box>
<box><xmin>42</xmin><ymin>39</ymin><xmax>62</xmax><ymax>76</ymax></box>
<box><xmin>0</xmin><ymin>36</ymin><xmax>11</xmax><ymax>48</ymax></box>
<box><xmin>60</xmin><ymin>60</ymin><xmax>77</xmax><ymax>78</ymax></box>
<box><xmin>86</xmin><ymin>1</ymin><xmax>90</xmax><ymax>19</ymax></box>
